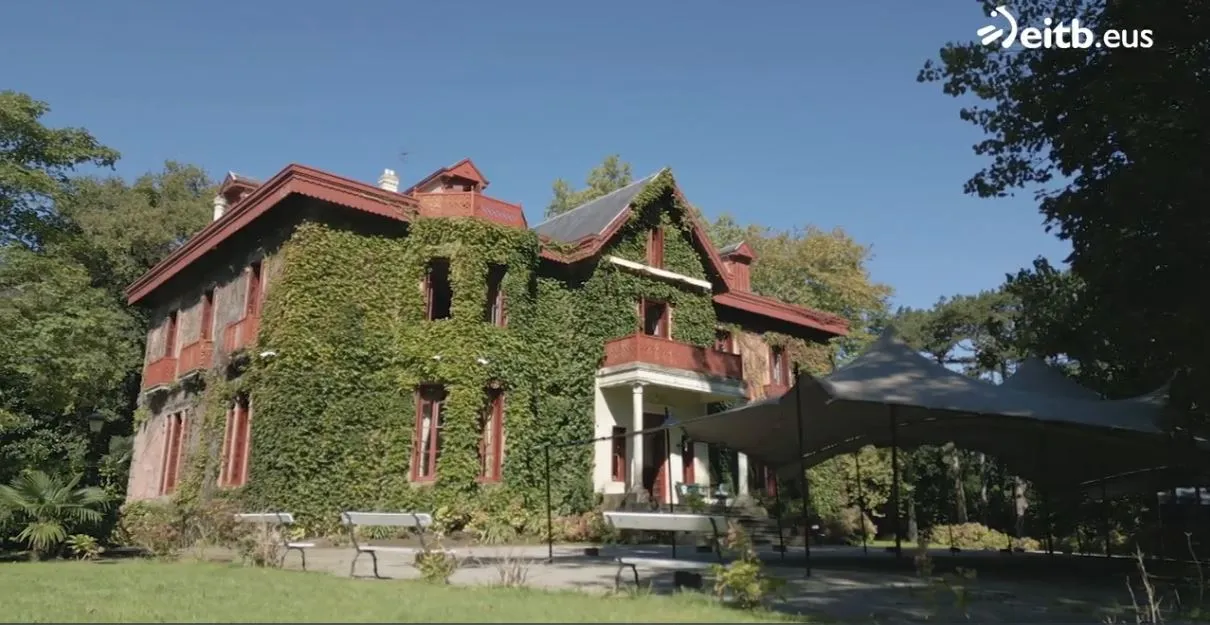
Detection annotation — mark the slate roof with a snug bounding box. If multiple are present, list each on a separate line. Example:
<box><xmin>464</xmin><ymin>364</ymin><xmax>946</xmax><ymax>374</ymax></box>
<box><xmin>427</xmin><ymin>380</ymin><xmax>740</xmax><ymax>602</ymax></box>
<box><xmin>531</xmin><ymin>171</ymin><xmax>661</xmax><ymax>243</ymax></box>
<box><xmin>718</xmin><ymin>242</ymin><xmax>744</xmax><ymax>255</ymax></box>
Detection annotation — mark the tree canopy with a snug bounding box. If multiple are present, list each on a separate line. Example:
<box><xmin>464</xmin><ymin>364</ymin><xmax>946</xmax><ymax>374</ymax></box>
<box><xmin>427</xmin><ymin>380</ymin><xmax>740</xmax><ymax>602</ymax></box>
<box><xmin>543</xmin><ymin>155</ymin><xmax>633</xmax><ymax>219</ymax></box>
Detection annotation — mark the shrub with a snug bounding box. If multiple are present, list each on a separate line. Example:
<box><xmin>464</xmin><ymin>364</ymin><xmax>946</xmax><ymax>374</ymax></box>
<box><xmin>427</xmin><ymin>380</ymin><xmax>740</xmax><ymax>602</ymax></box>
<box><xmin>922</xmin><ymin>522</ymin><xmax>1040</xmax><ymax>551</ymax></box>
<box><xmin>115</xmin><ymin>500</ymin><xmax>185</xmax><ymax>558</ymax></box>
<box><xmin>818</xmin><ymin>506</ymin><xmax>877</xmax><ymax>544</ymax></box>
<box><xmin>0</xmin><ymin>471</ymin><xmax>110</xmax><ymax>560</ymax></box>
<box><xmin>710</xmin><ymin>522</ymin><xmax>785</xmax><ymax>608</ymax></box>
<box><xmin>414</xmin><ymin>538</ymin><xmax>459</xmax><ymax>584</ymax></box>
<box><xmin>65</xmin><ymin>534</ymin><xmax>104</xmax><ymax>561</ymax></box>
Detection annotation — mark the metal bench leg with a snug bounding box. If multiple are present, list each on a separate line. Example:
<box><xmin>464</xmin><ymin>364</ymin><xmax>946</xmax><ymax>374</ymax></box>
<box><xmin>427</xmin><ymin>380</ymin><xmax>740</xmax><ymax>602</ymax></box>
<box><xmin>614</xmin><ymin>562</ymin><xmax>639</xmax><ymax>590</ymax></box>
<box><xmin>282</xmin><ymin>547</ymin><xmax>306</xmax><ymax>571</ymax></box>
<box><xmin>370</xmin><ymin>551</ymin><xmax>382</xmax><ymax>579</ymax></box>
<box><xmin>349</xmin><ymin>551</ymin><xmax>362</xmax><ymax>578</ymax></box>
<box><xmin>299</xmin><ymin>549</ymin><xmax>307</xmax><ymax>572</ymax></box>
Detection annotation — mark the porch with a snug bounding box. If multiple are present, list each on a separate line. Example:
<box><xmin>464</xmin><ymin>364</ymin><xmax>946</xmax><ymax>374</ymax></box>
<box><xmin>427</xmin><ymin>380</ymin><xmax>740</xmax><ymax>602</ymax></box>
<box><xmin>592</xmin><ymin>333</ymin><xmax>757</xmax><ymax>506</ymax></box>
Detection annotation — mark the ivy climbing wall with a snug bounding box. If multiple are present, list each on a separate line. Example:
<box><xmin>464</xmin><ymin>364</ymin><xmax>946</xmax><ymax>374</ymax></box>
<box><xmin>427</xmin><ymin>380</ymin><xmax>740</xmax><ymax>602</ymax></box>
<box><xmin>191</xmin><ymin>172</ymin><xmax>723</xmax><ymax>531</ymax></box>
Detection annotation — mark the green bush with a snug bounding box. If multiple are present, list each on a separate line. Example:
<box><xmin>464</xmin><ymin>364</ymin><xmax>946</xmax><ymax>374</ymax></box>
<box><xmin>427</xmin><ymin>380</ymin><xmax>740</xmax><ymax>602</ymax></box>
<box><xmin>818</xmin><ymin>505</ymin><xmax>877</xmax><ymax>544</ymax></box>
<box><xmin>922</xmin><ymin>522</ymin><xmax>1040</xmax><ymax>551</ymax></box>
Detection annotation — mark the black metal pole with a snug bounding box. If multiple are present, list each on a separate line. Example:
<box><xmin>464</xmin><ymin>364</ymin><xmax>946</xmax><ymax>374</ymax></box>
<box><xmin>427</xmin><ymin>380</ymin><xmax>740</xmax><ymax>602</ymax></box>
<box><xmin>794</xmin><ymin>365</ymin><xmax>811</xmax><ymax>577</ymax></box>
<box><xmin>1010</xmin><ymin>475</ymin><xmax>1019</xmax><ymax>553</ymax></box>
<box><xmin>855</xmin><ymin>450</ymin><xmax>868</xmax><ymax>555</ymax></box>
<box><xmin>1040</xmin><ymin>433</ymin><xmax>1053</xmax><ymax>557</ymax></box>
<box><xmin>773</xmin><ymin>474</ymin><xmax>786</xmax><ymax>558</ymax></box>
<box><xmin>1157</xmin><ymin>491</ymin><xmax>1166</xmax><ymax>561</ymax></box>
<box><xmin>890</xmin><ymin>407</ymin><xmax>902</xmax><ymax>557</ymax></box>
<box><xmin>544</xmin><ymin>445</ymin><xmax>554</xmax><ymax>563</ymax></box>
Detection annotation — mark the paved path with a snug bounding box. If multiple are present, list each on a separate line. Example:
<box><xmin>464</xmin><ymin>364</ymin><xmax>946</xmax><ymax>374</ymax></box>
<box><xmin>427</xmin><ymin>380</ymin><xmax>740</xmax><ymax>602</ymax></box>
<box><xmin>265</xmin><ymin>543</ymin><xmax>1140</xmax><ymax>622</ymax></box>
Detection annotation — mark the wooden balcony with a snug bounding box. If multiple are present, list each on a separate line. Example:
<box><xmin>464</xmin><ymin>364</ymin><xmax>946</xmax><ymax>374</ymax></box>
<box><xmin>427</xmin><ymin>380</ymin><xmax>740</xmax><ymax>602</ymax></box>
<box><xmin>415</xmin><ymin>192</ymin><xmax>527</xmax><ymax>228</ymax></box>
<box><xmin>142</xmin><ymin>357</ymin><xmax>178</xmax><ymax>390</ymax></box>
<box><xmin>602</xmin><ymin>333</ymin><xmax>743</xmax><ymax>380</ymax></box>
<box><xmin>177</xmin><ymin>339</ymin><xmax>214</xmax><ymax>377</ymax></box>
<box><xmin>223</xmin><ymin>315</ymin><xmax>260</xmax><ymax>353</ymax></box>
<box><xmin>763</xmin><ymin>383</ymin><xmax>790</xmax><ymax>398</ymax></box>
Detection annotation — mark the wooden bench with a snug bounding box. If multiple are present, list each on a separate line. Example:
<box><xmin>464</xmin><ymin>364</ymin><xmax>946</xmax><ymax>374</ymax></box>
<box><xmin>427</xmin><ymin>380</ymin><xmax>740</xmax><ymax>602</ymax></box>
<box><xmin>233</xmin><ymin>512</ymin><xmax>314</xmax><ymax>570</ymax></box>
<box><xmin>602</xmin><ymin>511</ymin><xmax>727</xmax><ymax>589</ymax></box>
<box><xmin>341</xmin><ymin>511</ymin><xmax>453</xmax><ymax>579</ymax></box>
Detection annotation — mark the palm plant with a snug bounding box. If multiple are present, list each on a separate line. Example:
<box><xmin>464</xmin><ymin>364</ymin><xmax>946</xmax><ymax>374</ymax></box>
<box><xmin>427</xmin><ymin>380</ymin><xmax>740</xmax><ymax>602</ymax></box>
<box><xmin>0</xmin><ymin>470</ymin><xmax>110</xmax><ymax>559</ymax></box>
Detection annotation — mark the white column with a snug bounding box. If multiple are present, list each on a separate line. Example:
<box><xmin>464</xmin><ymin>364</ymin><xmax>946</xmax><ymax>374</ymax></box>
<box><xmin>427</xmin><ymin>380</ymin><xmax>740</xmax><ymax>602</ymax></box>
<box><xmin>670</xmin><ymin>427</ymin><xmax>685</xmax><ymax>504</ymax></box>
<box><xmin>737</xmin><ymin>452</ymin><xmax>750</xmax><ymax>496</ymax></box>
<box><xmin>694</xmin><ymin>442</ymin><xmax>709</xmax><ymax>485</ymax></box>
<box><xmin>630</xmin><ymin>383</ymin><xmax>645</xmax><ymax>495</ymax></box>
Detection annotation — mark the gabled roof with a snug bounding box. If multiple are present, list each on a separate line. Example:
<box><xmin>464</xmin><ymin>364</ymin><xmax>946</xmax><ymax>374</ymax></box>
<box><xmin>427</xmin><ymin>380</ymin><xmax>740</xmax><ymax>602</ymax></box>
<box><xmin>404</xmin><ymin>158</ymin><xmax>489</xmax><ymax>193</ymax></box>
<box><xmin>718</xmin><ymin>241</ymin><xmax>756</xmax><ymax>261</ymax></box>
<box><xmin>531</xmin><ymin>172</ymin><xmax>660</xmax><ymax>244</ymax></box>
<box><xmin>125</xmin><ymin>164</ymin><xmax>416</xmax><ymax>304</ymax></box>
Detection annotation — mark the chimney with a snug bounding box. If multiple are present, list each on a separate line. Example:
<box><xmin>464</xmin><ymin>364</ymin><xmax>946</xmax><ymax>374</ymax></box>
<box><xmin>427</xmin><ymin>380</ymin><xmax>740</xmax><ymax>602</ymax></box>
<box><xmin>378</xmin><ymin>168</ymin><xmax>400</xmax><ymax>192</ymax></box>
<box><xmin>212</xmin><ymin>194</ymin><xmax>229</xmax><ymax>222</ymax></box>
<box><xmin>720</xmin><ymin>242</ymin><xmax>756</xmax><ymax>291</ymax></box>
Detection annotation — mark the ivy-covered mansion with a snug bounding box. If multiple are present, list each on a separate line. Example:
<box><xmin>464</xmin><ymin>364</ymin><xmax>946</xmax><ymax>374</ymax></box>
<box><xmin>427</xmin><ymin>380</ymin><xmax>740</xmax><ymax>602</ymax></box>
<box><xmin>124</xmin><ymin>159</ymin><xmax>848</xmax><ymax>522</ymax></box>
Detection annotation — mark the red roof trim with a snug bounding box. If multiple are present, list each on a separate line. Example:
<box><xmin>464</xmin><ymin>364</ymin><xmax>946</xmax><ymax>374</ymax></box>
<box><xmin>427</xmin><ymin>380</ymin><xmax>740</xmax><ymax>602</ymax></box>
<box><xmin>714</xmin><ymin>291</ymin><xmax>849</xmax><ymax>336</ymax></box>
<box><xmin>124</xmin><ymin>164</ymin><xmax>416</xmax><ymax>304</ymax></box>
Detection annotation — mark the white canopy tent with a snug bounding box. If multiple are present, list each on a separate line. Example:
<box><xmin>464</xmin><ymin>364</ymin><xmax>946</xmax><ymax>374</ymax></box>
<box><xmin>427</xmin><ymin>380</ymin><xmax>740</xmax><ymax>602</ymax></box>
<box><xmin>677</xmin><ymin>330</ymin><xmax>1195</xmax><ymax>492</ymax></box>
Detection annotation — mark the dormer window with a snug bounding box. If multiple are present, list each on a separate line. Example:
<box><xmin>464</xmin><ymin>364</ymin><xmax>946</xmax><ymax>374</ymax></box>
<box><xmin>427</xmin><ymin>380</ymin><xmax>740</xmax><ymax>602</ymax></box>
<box><xmin>641</xmin><ymin>299</ymin><xmax>670</xmax><ymax>339</ymax></box>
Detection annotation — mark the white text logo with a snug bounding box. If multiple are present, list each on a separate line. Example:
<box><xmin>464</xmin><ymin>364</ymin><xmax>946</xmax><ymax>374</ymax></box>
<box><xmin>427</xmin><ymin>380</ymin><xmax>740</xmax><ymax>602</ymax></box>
<box><xmin>977</xmin><ymin>5</ymin><xmax>1153</xmax><ymax>49</ymax></box>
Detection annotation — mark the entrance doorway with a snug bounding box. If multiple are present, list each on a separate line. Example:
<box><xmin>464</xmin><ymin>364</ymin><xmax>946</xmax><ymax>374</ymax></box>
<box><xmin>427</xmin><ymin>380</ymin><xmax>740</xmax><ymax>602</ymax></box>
<box><xmin>642</xmin><ymin>413</ymin><xmax>670</xmax><ymax>504</ymax></box>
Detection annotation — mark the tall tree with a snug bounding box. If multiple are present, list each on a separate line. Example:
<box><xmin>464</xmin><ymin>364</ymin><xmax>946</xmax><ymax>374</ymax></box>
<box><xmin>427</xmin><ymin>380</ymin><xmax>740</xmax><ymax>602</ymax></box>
<box><xmin>0</xmin><ymin>91</ymin><xmax>119</xmax><ymax>247</ymax></box>
<box><xmin>543</xmin><ymin>155</ymin><xmax>633</xmax><ymax>218</ymax></box>
<box><xmin>920</xmin><ymin>0</ymin><xmax>1210</xmax><ymax>419</ymax></box>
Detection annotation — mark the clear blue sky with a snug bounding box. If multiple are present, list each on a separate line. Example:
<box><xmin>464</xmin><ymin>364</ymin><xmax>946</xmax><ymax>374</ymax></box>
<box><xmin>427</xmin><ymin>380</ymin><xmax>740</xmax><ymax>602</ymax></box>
<box><xmin>0</xmin><ymin>0</ymin><xmax>1069</xmax><ymax>310</ymax></box>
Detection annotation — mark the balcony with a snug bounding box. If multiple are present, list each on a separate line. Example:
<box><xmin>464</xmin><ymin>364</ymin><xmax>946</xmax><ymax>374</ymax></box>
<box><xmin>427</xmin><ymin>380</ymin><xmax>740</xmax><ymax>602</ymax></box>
<box><xmin>602</xmin><ymin>333</ymin><xmax>743</xmax><ymax>381</ymax></box>
<box><xmin>415</xmin><ymin>192</ymin><xmax>527</xmax><ymax>228</ymax></box>
<box><xmin>763</xmin><ymin>383</ymin><xmax>790</xmax><ymax>398</ymax></box>
<box><xmin>142</xmin><ymin>357</ymin><xmax>178</xmax><ymax>390</ymax></box>
<box><xmin>223</xmin><ymin>315</ymin><xmax>260</xmax><ymax>353</ymax></box>
<box><xmin>177</xmin><ymin>339</ymin><xmax>215</xmax><ymax>377</ymax></box>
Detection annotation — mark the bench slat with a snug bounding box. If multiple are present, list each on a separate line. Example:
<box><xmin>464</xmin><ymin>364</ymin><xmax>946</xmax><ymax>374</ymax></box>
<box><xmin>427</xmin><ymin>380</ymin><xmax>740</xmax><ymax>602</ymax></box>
<box><xmin>342</xmin><ymin>511</ymin><xmax>433</xmax><ymax>528</ymax></box>
<box><xmin>235</xmin><ymin>512</ymin><xmax>296</xmax><ymax>524</ymax></box>
<box><xmin>602</xmin><ymin>511</ymin><xmax>727</xmax><ymax>533</ymax></box>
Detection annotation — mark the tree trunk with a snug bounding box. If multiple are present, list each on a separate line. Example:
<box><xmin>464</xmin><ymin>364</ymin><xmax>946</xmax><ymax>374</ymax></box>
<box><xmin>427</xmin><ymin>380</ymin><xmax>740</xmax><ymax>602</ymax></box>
<box><xmin>948</xmin><ymin>444</ymin><xmax>968</xmax><ymax>524</ymax></box>
<box><xmin>1014</xmin><ymin>476</ymin><xmax>1029</xmax><ymax>538</ymax></box>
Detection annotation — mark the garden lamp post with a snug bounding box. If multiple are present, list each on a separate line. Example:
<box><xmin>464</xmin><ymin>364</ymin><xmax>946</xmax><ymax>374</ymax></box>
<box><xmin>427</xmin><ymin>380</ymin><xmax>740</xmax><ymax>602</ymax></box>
<box><xmin>87</xmin><ymin>412</ymin><xmax>105</xmax><ymax>435</ymax></box>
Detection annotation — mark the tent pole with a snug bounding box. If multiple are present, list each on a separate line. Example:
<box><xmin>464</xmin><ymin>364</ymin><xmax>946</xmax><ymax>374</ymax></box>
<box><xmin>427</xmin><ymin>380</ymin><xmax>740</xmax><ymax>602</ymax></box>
<box><xmin>773</xmin><ymin>474</ymin><xmax>786</xmax><ymax>559</ymax></box>
<box><xmin>544</xmin><ymin>445</ymin><xmax>554</xmax><ymax>563</ymax></box>
<box><xmin>1039</xmin><ymin>433</ymin><xmax>1053</xmax><ymax>557</ymax></box>
<box><xmin>1009</xmin><ymin>475</ymin><xmax>1019</xmax><ymax>554</ymax></box>
<box><xmin>890</xmin><ymin>407</ymin><xmax>902</xmax><ymax>558</ymax></box>
<box><xmin>664</xmin><ymin>408</ymin><xmax>676</xmax><ymax>559</ymax></box>
<box><xmin>1101</xmin><ymin>475</ymin><xmax>1111</xmax><ymax>558</ymax></box>
<box><xmin>855</xmin><ymin>450</ymin><xmax>868</xmax><ymax>555</ymax></box>
<box><xmin>794</xmin><ymin>365</ymin><xmax>812</xmax><ymax>577</ymax></box>
<box><xmin>1156</xmin><ymin>490</ymin><xmax>1166</xmax><ymax>562</ymax></box>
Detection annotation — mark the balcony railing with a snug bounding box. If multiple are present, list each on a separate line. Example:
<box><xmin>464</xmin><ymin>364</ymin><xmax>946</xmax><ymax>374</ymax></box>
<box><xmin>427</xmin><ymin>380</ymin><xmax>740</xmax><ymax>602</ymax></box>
<box><xmin>602</xmin><ymin>333</ymin><xmax>743</xmax><ymax>380</ymax></box>
<box><xmin>177</xmin><ymin>339</ymin><xmax>215</xmax><ymax>377</ymax></box>
<box><xmin>142</xmin><ymin>356</ymin><xmax>178</xmax><ymax>390</ymax></box>
<box><xmin>416</xmin><ymin>192</ymin><xmax>527</xmax><ymax>228</ymax></box>
<box><xmin>223</xmin><ymin>315</ymin><xmax>260</xmax><ymax>353</ymax></box>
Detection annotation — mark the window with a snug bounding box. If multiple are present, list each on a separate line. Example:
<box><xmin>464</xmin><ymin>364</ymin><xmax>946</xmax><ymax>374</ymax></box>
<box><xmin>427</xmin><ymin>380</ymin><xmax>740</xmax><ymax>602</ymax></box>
<box><xmin>164</xmin><ymin>311</ymin><xmax>178</xmax><ymax>358</ymax></box>
<box><xmin>682</xmin><ymin>437</ymin><xmax>696</xmax><ymax>484</ymax></box>
<box><xmin>200</xmin><ymin>289</ymin><xmax>215</xmax><ymax>341</ymax></box>
<box><xmin>219</xmin><ymin>396</ymin><xmax>252</xmax><ymax>488</ymax></box>
<box><xmin>246</xmin><ymin>262</ymin><xmax>263</xmax><ymax>318</ymax></box>
<box><xmin>641</xmin><ymin>299</ymin><xmax>670</xmax><ymax>338</ymax></box>
<box><xmin>484</xmin><ymin>264</ymin><xmax>506</xmax><ymax>326</ymax></box>
<box><xmin>160</xmin><ymin>412</ymin><xmax>188</xmax><ymax>495</ymax></box>
<box><xmin>425</xmin><ymin>259</ymin><xmax>452</xmax><ymax>321</ymax></box>
<box><xmin>479</xmin><ymin>389</ymin><xmax>504</xmax><ymax>482</ymax></box>
<box><xmin>412</xmin><ymin>385</ymin><xmax>447</xmax><ymax>480</ymax></box>
<box><xmin>713</xmin><ymin>329</ymin><xmax>733</xmax><ymax>353</ymax></box>
<box><xmin>647</xmin><ymin>226</ymin><xmax>664</xmax><ymax>268</ymax></box>
<box><xmin>770</xmin><ymin>346</ymin><xmax>789</xmax><ymax>385</ymax></box>
<box><xmin>610</xmin><ymin>426</ymin><xmax>627</xmax><ymax>482</ymax></box>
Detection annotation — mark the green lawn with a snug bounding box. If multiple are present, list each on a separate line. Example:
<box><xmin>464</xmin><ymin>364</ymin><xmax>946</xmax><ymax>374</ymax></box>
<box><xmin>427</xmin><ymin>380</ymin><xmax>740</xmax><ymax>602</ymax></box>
<box><xmin>0</xmin><ymin>560</ymin><xmax>796</xmax><ymax>622</ymax></box>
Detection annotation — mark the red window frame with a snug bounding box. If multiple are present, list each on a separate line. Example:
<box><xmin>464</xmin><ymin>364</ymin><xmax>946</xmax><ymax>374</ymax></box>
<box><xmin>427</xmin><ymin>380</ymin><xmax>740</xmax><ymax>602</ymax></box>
<box><xmin>164</xmin><ymin>311</ymin><xmax>179</xmax><ymax>359</ymax></box>
<box><xmin>219</xmin><ymin>397</ymin><xmax>252</xmax><ymax>488</ymax></box>
<box><xmin>246</xmin><ymin>261</ymin><xmax>263</xmax><ymax>318</ymax></box>
<box><xmin>647</xmin><ymin>226</ymin><xmax>664</xmax><ymax>268</ymax></box>
<box><xmin>640</xmin><ymin>298</ymin><xmax>671</xmax><ymax>339</ymax></box>
<box><xmin>478</xmin><ymin>389</ymin><xmax>505</xmax><ymax>482</ymax></box>
<box><xmin>770</xmin><ymin>346</ymin><xmax>789</xmax><ymax>385</ymax></box>
<box><xmin>610</xmin><ymin>426</ymin><xmax>627</xmax><ymax>482</ymax></box>
<box><xmin>485</xmin><ymin>265</ymin><xmax>507</xmax><ymax>327</ymax></box>
<box><xmin>412</xmin><ymin>385</ymin><xmax>446</xmax><ymax>481</ymax></box>
<box><xmin>713</xmin><ymin>329</ymin><xmax>733</xmax><ymax>353</ymax></box>
<box><xmin>159</xmin><ymin>412</ymin><xmax>187</xmax><ymax>495</ymax></box>
<box><xmin>200</xmin><ymin>289</ymin><xmax>215</xmax><ymax>341</ymax></box>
